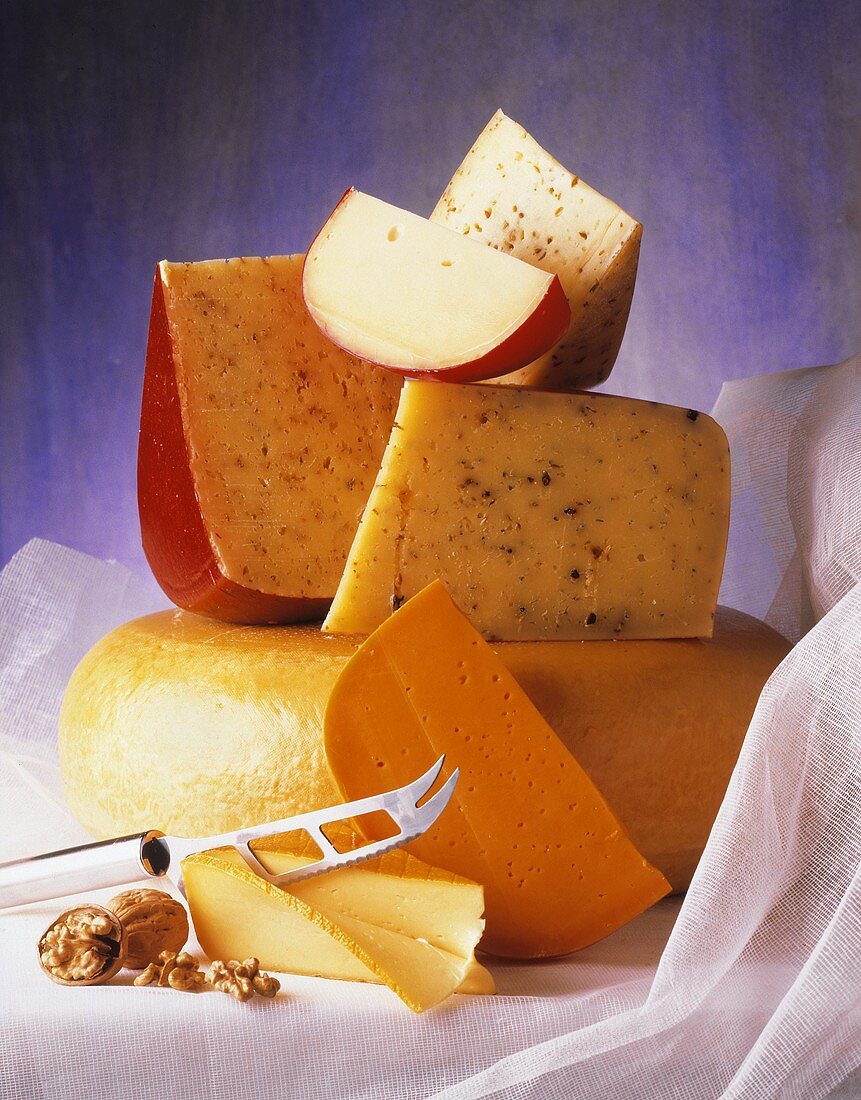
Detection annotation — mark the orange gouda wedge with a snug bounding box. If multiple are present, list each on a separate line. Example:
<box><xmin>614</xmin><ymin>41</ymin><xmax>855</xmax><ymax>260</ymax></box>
<box><xmin>324</xmin><ymin>580</ymin><xmax>671</xmax><ymax>958</ymax></box>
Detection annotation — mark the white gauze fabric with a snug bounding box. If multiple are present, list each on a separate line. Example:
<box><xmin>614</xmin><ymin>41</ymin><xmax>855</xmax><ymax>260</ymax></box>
<box><xmin>0</xmin><ymin>356</ymin><xmax>858</xmax><ymax>1099</ymax></box>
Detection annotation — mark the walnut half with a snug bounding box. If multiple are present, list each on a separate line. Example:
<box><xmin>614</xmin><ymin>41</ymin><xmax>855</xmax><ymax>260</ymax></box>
<box><xmin>134</xmin><ymin>950</ymin><xmax>206</xmax><ymax>992</ymax></box>
<box><xmin>107</xmin><ymin>889</ymin><xmax>189</xmax><ymax>969</ymax></box>
<box><xmin>38</xmin><ymin>905</ymin><xmax>126</xmax><ymax>987</ymax></box>
<box><xmin>206</xmin><ymin>958</ymin><xmax>281</xmax><ymax>1002</ymax></box>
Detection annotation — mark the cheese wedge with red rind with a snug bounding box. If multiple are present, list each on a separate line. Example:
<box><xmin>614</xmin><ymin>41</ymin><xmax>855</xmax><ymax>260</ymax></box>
<box><xmin>139</xmin><ymin>254</ymin><xmax>400</xmax><ymax>623</ymax></box>
<box><xmin>302</xmin><ymin>188</ymin><xmax>570</xmax><ymax>382</ymax></box>
<box><xmin>324</xmin><ymin>580</ymin><xmax>671</xmax><ymax>959</ymax></box>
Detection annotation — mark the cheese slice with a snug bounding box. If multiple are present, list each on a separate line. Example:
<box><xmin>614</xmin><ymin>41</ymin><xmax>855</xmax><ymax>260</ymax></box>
<box><xmin>59</xmin><ymin>606</ymin><xmax>790</xmax><ymax>889</ymax></box>
<box><xmin>303</xmin><ymin>188</ymin><xmax>569</xmax><ymax>381</ymax></box>
<box><xmin>323</xmin><ymin>380</ymin><xmax>730</xmax><ymax>640</ymax></box>
<box><xmin>431</xmin><ymin>109</ymin><xmax>641</xmax><ymax>390</ymax></box>
<box><xmin>138</xmin><ymin>255</ymin><xmax>401</xmax><ymax>623</ymax></box>
<box><xmin>182</xmin><ymin>824</ymin><xmax>492</xmax><ymax>1012</ymax></box>
<box><xmin>324</xmin><ymin>581</ymin><xmax>671</xmax><ymax>958</ymax></box>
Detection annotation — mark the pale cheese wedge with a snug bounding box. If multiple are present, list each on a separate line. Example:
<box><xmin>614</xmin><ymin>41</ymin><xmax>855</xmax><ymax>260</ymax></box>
<box><xmin>303</xmin><ymin>188</ymin><xmax>569</xmax><ymax>382</ymax></box>
<box><xmin>182</xmin><ymin>825</ymin><xmax>492</xmax><ymax>1012</ymax></box>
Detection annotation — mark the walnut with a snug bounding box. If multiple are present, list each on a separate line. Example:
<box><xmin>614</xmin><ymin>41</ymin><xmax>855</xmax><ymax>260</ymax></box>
<box><xmin>107</xmin><ymin>889</ymin><xmax>189</xmax><ymax>968</ymax></box>
<box><xmin>157</xmin><ymin>950</ymin><xmax>179</xmax><ymax>985</ymax></box>
<box><xmin>168</xmin><ymin>965</ymin><xmax>207</xmax><ymax>993</ymax></box>
<box><xmin>133</xmin><ymin>963</ymin><xmax>159</xmax><ymax>987</ymax></box>
<box><xmin>206</xmin><ymin>959</ymin><xmax>253</xmax><ymax>1002</ymax></box>
<box><xmin>206</xmin><ymin>957</ymin><xmax>280</xmax><ymax>1001</ymax></box>
<box><xmin>251</xmin><ymin>970</ymin><xmax>280</xmax><ymax>999</ymax></box>
<box><xmin>134</xmin><ymin>950</ymin><xmax>206</xmax><ymax>992</ymax></box>
<box><xmin>157</xmin><ymin>950</ymin><xmax>196</xmax><ymax>987</ymax></box>
<box><xmin>133</xmin><ymin>951</ymin><xmax>279</xmax><ymax>1001</ymax></box>
<box><xmin>38</xmin><ymin>905</ymin><xmax>126</xmax><ymax>987</ymax></box>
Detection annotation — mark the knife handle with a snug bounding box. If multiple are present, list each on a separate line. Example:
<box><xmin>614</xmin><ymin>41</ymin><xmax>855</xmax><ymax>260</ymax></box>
<box><xmin>0</xmin><ymin>830</ymin><xmax>170</xmax><ymax>909</ymax></box>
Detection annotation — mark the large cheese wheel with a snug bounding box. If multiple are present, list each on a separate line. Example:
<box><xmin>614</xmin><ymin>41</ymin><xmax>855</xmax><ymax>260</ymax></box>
<box><xmin>59</xmin><ymin>608</ymin><xmax>790</xmax><ymax>890</ymax></box>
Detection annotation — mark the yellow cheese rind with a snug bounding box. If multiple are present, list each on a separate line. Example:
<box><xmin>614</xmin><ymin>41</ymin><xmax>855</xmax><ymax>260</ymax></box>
<box><xmin>431</xmin><ymin>109</ymin><xmax>641</xmax><ymax>390</ymax></box>
<box><xmin>324</xmin><ymin>580</ymin><xmax>672</xmax><ymax>958</ymax></box>
<box><xmin>323</xmin><ymin>380</ymin><xmax>730</xmax><ymax>640</ymax></box>
<box><xmin>59</xmin><ymin>613</ymin><xmax>346</xmax><ymax>840</ymax></box>
<box><xmin>182</xmin><ymin>840</ymin><xmax>492</xmax><ymax>1012</ymax></box>
<box><xmin>58</xmin><ymin>607</ymin><xmax>790</xmax><ymax>889</ymax></box>
<box><xmin>158</xmin><ymin>255</ymin><xmax>401</xmax><ymax>601</ymax></box>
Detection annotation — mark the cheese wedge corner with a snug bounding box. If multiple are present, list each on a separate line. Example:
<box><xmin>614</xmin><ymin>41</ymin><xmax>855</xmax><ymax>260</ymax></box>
<box><xmin>139</xmin><ymin>254</ymin><xmax>401</xmax><ymax>623</ymax></box>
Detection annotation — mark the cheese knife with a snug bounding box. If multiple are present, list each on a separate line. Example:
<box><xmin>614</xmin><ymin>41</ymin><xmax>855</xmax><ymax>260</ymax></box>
<box><xmin>0</xmin><ymin>755</ymin><xmax>457</xmax><ymax>909</ymax></box>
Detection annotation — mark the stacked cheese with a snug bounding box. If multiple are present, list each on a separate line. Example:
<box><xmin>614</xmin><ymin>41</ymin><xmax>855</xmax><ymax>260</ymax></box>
<box><xmin>61</xmin><ymin>604</ymin><xmax>789</xmax><ymax>890</ymax></box>
<box><xmin>58</xmin><ymin>110</ymin><xmax>786</xmax><ymax>1004</ymax></box>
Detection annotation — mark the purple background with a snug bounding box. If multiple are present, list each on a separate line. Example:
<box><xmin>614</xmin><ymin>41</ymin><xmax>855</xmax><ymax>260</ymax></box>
<box><xmin>2</xmin><ymin>1</ymin><xmax>859</xmax><ymax>578</ymax></box>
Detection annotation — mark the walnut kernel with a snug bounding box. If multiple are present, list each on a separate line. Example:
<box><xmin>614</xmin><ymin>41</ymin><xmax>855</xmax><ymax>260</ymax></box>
<box><xmin>133</xmin><ymin>963</ymin><xmax>160</xmax><ymax>987</ymax></box>
<box><xmin>38</xmin><ymin>905</ymin><xmax>126</xmax><ymax>987</ymax></box>
<box><xmin>134</xmin><ymin>950</ymin><xmax>206</xmax><ymax>992</ymax></box>
<box><xmin>107</xmin><ymin>888</ymin><xmax>189</xmax><ymax>968</ymax></box>
<box><xmin>206</xmin><ymin>957</ymin><xmax>280</xmax><ymax>1001</ymax></box>
<box><xmin>168</xmin><ymin>965</ymin><xmax>207</xmax><ymax>993</ymax></box>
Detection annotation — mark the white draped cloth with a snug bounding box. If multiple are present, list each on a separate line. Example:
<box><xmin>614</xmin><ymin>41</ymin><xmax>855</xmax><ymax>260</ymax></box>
<box><xmin>1</xmin><ymin>356</ymin><xmax>859</xmax><ymax>1099</ymax></box>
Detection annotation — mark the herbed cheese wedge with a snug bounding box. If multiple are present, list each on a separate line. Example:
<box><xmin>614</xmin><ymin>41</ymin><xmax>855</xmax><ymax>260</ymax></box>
<box><xmin>431</xmin><ymin>109</ymin><xmax>641</xmax><ymax>390</ymax></box>
<box><xmin>182</xmin><ymin>824</ymin><xmax>492</xmax><ymax>1013</ymax></box>
<box><xmin>324</xmin><ymin>580</ymin><xmax>671</xmax><ymax>958</ymax></box>
<box><xmin>302</xmin><ymin>188</ymin><xmax>569</xmax><ymax>381</ymax></box>
<box><xmin>322</xmin><ymin>380</ymin><xmax>730</xmax><ymax>641</ymax></box>
<box><xmin>139</xmin><ymin>255</ymin><xmax>401</xmax><ymax>624</ymax></box>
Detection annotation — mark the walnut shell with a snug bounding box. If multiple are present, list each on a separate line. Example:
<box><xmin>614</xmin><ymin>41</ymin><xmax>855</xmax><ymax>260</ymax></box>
<box><xmin>107</xmin><ymin>889</ymin><xmax>189</xmax><ymax>969</ymax></box>
<box><xmin>38</xmin><ymin>905</ymin><xmax>126</xmax><ymax>986</ymax></box>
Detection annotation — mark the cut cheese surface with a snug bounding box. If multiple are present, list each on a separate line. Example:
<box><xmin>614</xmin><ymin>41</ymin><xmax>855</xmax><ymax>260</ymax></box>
<box><xmin>324</xmin><ymin>581</ymin><xmax>672</xmax><ymax>958</ymax></box>
<box><xmin>182</xmin><ymin>824</ymin><xmax>492</xmax><ymax>1012</ymax></box>
<box><xmin>302</xmin><ymin>188</ymin><xmax>569</xmax><ymax>381</ymax></box>
<box><xmin>138</xmin><ymin>255</ymin><xmax>401</xmax><ymax>623</ymax></box>
<box><xmin>59</xmin><ymin>607</ymin><xmax>789</xmax><ymax>889</ymax></box>
<box><xmin>253</xmin><ymin>825</ymin><xmax>486</xmax><ymax>963</ymax></box>
<box><xmin>431</xmin><ymin>109</ymin><xmax>642</xmax><ymax>390</ymax></box>
<box><xmin>323</xmin><ymin>380</ymin><xmax>730</xmax><ymax>640</ymax></box>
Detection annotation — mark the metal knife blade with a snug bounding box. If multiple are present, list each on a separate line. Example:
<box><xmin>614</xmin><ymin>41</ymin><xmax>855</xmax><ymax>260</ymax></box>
<box><xmin>0</xmin><ymin>756</ymin><xmax>456</xmax><ymax>909</ymax></box>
